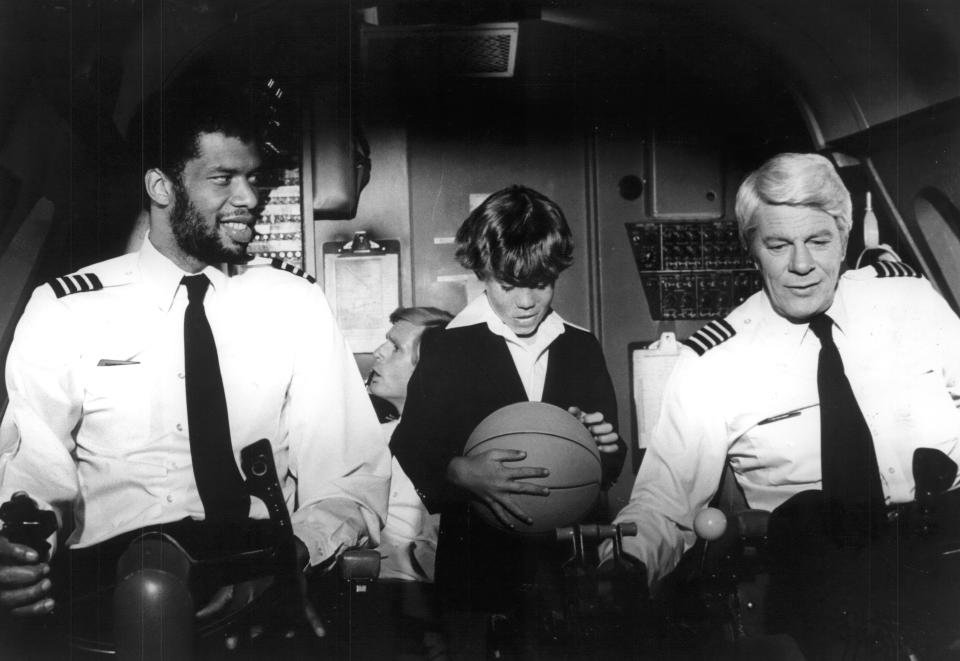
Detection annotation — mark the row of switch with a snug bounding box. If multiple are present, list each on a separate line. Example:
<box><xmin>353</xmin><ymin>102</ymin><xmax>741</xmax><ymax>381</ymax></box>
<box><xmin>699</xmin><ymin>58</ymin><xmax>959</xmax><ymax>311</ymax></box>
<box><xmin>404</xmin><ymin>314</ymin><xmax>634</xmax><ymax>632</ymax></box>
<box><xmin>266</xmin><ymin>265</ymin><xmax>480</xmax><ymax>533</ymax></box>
<box><xmin>627</xmin><ymin>221</ymin><xmax>753</xmax><ymax>272</ymax></box>
<box><xmin>643</xmin><ymin>271</ymin><xmax>762</xmax><ymax>320</ymax></box>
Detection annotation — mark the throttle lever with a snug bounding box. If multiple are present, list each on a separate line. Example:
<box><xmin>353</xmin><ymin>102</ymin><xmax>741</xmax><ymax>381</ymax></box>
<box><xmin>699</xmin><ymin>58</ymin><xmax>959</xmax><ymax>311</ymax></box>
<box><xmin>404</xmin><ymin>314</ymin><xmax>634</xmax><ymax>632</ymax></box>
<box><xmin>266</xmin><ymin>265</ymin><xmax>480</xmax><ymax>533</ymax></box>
<box><xmin>239</xmin><ymin>439</ymin><xmax>303</xmax><ymax>622</ymax></box>
<box><xmin>0</xmin><ymin>492</ymin><xmax>57</xmax><ymax>560</ymax></box>
<box><xmin>241</xmin><ymin>439</ymin><xmax>292</xmax><ymax>534</ymax></box>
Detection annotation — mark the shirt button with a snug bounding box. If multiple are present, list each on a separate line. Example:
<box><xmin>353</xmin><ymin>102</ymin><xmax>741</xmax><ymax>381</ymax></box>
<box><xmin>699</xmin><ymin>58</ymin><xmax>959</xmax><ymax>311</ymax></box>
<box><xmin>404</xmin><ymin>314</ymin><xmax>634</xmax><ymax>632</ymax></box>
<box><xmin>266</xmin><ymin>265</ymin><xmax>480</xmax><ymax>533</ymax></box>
<box><xmin>888</xmin><ymin>467</ymin><xmax>895</xmax><ymax>474</ymax></box>
<box><xmin>177</xmin><ymin>372</ymin><xmax>185</xmax><ymax>379</ymax></box>
<box><xmin>166</xmin><ymin>495</ymin><xmax>174</xmax><ymax>503</ymax></box>
<box><xmin>176</xmin><ymin>423</ymin><xmax>184</xmax><ymax>432</ymax></box>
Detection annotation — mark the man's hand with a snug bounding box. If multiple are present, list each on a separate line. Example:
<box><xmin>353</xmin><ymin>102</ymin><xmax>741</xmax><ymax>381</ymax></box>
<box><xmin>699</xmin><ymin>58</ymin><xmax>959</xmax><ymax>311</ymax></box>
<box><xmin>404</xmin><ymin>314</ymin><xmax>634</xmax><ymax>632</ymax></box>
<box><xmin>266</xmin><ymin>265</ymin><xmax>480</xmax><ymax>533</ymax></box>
<box><xmin>568</xmin><ymin>406</ymin><xmax>620</xmax><ymax>454</ymax></box>
<box><xmin>292</xmin><ymin>538</ymin><xmax>325</xmax><ymax>639</ymax></box>
<box><xmin>194</xmin><ymin>538</ymin><xmax>325</xmax><ymax>651</ymax></box>
<box><xmin>0</xmin><ymin>536</ymin><xmax>53</xmax><ymax>617</ymax></box>
<box><xmin>447</xmin><ymin>450</ymin><xmax>549</xmax><ymax>529</ymax></box>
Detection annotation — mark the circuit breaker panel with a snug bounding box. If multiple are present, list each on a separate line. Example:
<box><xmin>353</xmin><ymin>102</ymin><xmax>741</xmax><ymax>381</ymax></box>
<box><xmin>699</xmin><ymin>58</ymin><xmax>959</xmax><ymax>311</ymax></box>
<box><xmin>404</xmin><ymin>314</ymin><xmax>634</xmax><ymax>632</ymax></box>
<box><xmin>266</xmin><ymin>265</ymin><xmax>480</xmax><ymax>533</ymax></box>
<box><xmin>626</xmin><ymin>221</ymin><xmax>761</xmax><ymax>320</ymax></box>
<box><xmin>251</xmin><ymin>171</ymin><xmax>304</xmax><ymax>267</ymax></box>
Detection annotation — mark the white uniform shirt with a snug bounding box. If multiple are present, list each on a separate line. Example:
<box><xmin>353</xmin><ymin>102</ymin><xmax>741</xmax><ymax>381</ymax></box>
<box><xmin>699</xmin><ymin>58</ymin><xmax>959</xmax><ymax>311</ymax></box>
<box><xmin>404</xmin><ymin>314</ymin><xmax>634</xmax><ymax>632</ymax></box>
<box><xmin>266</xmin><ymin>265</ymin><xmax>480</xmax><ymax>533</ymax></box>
<box><xmin>0</xmin><ymin>237</ymin><xmax>391</xmax><ymax>567</ymax></box>
<box><xmin>614</xmin><ymin>266</ymin><xmax>960</xmax><ymax>585</ymax></box>
<box><xmin>378</xmin><ymin>419</ymin><xmax>441</xmax><ymax>581</ymax></box>
<box><xmin>447</xmin><ymin>292</ymin><xmax>567</xmax><ymax>402</ymax></box>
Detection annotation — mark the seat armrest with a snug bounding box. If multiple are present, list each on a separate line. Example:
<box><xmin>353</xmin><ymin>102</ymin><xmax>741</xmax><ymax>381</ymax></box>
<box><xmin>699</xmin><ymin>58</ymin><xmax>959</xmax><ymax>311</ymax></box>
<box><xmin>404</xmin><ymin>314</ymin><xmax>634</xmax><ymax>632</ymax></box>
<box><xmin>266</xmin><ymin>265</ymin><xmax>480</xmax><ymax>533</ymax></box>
<box><xmin>339</xmin><ymin>548</ymin><xmax>381</xmax><ymax>580</ymax></box>
<box><xmin>732</xmin><ymin>510</ymin><xmax>770</xmax><ymax>539</ymax></box>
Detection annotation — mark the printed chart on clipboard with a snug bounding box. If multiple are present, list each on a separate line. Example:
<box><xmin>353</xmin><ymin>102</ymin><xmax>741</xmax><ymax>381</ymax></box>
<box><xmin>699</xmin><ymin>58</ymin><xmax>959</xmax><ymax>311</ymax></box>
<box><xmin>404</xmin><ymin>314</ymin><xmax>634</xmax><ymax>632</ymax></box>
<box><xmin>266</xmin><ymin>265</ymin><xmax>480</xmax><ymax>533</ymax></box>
<box><xmin>630</xmin><ymin>332</ymin><xmax>681</xmax><ymax>471</ymax></box>
<box><xmin>322</xmin><ymin>235</ymin><xmax>401</xmax><ymax>353</ymax></box>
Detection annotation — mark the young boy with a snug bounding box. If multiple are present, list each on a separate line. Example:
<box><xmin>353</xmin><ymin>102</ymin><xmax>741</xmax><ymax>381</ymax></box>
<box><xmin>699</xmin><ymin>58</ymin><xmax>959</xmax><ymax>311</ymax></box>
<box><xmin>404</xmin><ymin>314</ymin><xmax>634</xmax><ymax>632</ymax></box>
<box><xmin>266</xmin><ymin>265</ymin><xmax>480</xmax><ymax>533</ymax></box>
<box><xmin>391</xmin><ymin>185</ymin><xmax>625</xmax><ymax>659</ymax></box>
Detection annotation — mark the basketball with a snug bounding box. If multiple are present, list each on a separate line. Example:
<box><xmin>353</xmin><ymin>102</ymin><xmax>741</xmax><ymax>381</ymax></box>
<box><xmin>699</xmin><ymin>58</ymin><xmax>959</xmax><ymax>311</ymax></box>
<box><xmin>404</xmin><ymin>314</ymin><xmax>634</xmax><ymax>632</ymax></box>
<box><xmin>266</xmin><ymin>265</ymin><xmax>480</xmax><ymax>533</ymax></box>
<box><xmin>463</xmin><ymin>401</ymin><xmax>602</xmax><ymax>536</ymax></box>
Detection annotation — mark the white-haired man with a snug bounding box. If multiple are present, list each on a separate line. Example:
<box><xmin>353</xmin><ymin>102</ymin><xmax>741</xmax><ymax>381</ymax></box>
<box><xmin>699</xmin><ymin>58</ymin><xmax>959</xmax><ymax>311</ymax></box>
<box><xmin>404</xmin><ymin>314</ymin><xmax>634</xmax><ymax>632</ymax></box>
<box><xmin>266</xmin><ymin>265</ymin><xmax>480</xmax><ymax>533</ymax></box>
<box><xmin>613</xmin><ymin>152</ymin><xmax>960</xmax><ymax>657</ymax></box>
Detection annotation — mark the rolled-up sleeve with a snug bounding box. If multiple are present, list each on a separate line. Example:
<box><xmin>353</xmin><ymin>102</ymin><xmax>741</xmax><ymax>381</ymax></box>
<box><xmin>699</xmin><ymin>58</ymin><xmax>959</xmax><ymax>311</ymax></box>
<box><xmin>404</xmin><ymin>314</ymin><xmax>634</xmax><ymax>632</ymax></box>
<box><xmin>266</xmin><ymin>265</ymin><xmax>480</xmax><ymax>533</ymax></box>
<box><xmin>283</xmin><ymin>286</ymin><xmax>391</xmax><ymax>568</ymax></box>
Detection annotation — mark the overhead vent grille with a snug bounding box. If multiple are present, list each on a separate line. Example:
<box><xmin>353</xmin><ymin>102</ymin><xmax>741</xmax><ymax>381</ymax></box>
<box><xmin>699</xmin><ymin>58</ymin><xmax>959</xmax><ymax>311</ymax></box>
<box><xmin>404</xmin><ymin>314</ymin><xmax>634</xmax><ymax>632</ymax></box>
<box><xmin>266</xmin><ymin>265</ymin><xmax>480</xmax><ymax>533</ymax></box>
<box><xmin>362</xmin><ymin>23</ymin><xmax>519</xmax><ymax>78</ymax></box>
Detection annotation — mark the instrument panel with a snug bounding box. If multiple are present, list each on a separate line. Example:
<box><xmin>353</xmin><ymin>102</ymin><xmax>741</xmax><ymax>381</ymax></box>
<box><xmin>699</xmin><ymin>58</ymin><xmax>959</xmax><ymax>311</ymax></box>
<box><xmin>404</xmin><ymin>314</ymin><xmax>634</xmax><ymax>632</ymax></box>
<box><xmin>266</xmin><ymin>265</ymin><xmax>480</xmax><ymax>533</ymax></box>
<box><xmin>626</xmin><ymin>221</ymin><xmax>761</xmax><ymax>320</ymax></box>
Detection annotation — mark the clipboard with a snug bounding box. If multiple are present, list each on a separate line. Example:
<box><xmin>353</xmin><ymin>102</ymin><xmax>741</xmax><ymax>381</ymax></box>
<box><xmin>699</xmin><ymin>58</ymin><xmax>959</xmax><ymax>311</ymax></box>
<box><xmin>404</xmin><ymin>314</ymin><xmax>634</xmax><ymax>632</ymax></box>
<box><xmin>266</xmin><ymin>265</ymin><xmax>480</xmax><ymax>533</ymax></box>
<box><xmin>322</xmin><ymin>233</ymin><xmax>401</xmax><ymax>353</ymax></box>
<box><xmin>629</xmin><ymin>332</ymin><xmax>682</xmax><ymax>469</ymax></box>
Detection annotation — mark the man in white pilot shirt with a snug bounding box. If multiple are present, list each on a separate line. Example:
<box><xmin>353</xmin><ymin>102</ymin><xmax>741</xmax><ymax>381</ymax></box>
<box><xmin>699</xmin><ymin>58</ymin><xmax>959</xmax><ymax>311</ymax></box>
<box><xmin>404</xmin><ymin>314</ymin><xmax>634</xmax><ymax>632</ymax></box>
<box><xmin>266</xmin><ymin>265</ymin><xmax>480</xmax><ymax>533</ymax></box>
<box><xmin>612</xmin><ymin>154</ymin><xmax>960</xmax><ymax>648</ymax></box>
<box><xmin>0</xmin><ymin>78</ymin><xmax>389</xmax><ymax>654</ymax></box>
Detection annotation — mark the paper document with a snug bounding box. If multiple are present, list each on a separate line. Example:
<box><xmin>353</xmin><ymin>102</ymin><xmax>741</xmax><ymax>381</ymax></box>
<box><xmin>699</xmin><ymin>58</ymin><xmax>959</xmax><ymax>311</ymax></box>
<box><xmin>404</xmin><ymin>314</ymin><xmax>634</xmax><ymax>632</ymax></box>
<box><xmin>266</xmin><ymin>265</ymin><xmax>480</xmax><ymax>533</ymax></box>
<box><xmin>324</xmin><ymin>253</ymin><xmax>400</xmax><ymax>353</ymax></box>
<box><xmin>632</xmin><ymin>332</ymin><xmax>682</xmax><ymax>449</ymax></box>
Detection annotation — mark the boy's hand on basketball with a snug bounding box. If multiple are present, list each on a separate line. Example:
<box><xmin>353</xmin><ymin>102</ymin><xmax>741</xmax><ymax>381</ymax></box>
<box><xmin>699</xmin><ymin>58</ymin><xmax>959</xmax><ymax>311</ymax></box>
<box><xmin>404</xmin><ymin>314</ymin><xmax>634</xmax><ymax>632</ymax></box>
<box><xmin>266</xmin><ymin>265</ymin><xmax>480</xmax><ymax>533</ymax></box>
<box><xmin>447</xmin><ymin>452</ymin><xmax>549</xmax><ymax>528</ymax></box>
<box><xmin>568</xmin><ymin>407</ymin><xmax>620</xmax><ymax>454</ymax></box>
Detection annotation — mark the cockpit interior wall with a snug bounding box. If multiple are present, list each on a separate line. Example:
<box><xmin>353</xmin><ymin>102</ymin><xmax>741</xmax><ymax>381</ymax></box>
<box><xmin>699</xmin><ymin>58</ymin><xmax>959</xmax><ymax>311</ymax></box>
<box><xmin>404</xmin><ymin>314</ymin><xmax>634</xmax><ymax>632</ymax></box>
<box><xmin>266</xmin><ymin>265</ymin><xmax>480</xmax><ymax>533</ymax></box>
<box><xmin>2</xmin><ymin>0</ymin><xmax>960</xmax><ymax>509</ymax></box>
<box><xmin>835</xmin><ymin>101</ymin><xmax>960</xmax><ymax>316</ymax></box>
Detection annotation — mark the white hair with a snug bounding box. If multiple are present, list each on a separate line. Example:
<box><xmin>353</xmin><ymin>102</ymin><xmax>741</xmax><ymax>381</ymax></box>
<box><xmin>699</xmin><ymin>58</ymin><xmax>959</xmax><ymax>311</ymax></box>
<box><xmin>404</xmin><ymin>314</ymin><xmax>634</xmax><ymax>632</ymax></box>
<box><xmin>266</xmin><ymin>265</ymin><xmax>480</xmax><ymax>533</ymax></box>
<box><xmin>734</xmin><ymin>153</ymin><xmax>852</xmax><ymax>251</ymax></box>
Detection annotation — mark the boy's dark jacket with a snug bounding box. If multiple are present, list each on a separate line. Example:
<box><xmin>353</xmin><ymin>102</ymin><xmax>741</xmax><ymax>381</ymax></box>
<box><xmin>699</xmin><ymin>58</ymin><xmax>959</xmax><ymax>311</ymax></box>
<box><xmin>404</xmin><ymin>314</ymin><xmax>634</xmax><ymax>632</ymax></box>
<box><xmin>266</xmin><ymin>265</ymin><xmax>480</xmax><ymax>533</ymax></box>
<box><xmin>391</xmin><ymin>321</ymin><xmax>625</xmax><ymax>610</ymax></box>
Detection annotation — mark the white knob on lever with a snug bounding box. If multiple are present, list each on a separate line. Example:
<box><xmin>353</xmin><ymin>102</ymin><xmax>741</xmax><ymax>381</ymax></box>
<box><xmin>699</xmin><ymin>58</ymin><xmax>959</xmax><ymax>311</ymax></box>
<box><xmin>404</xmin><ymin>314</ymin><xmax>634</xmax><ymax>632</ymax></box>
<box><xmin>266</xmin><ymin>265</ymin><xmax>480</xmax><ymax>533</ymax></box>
<box><xmin>694</xmin><ymin>507</ymin><xmax>727</xmax><ymax>541</ymax></box>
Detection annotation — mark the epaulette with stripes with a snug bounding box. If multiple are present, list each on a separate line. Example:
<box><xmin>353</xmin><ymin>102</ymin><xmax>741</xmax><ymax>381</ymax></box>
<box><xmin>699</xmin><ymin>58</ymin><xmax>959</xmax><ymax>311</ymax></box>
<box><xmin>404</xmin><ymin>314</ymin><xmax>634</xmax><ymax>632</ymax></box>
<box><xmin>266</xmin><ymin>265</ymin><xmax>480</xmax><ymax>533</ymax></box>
<box><xmin>46</xmin><ymin>273</ymin><xmax>104</xmax><ymax>298</ymax></box>
<box><xmin>872</xmin><ymin>261</ymin><xmax>921</xmax><ymax>278</ymax></box>
<box><xmin>682</xmin><ymin>319</ymin><xmax>736</xmax><ymax>357</ymax></box>
<box><xmin>270</xmin><ymin>259</ymin><xmax>316</xmax><ymax>284</ymax></box>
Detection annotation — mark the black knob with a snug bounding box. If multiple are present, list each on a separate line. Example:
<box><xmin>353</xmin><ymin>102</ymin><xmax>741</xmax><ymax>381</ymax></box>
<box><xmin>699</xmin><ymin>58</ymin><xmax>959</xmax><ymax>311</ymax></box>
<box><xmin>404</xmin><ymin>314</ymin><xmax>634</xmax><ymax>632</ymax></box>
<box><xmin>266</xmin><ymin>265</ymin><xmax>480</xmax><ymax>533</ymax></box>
<box><xmin>0</xmin><ymin>492</ymin><xmax>57</xmax><ymax>560</ymax></box>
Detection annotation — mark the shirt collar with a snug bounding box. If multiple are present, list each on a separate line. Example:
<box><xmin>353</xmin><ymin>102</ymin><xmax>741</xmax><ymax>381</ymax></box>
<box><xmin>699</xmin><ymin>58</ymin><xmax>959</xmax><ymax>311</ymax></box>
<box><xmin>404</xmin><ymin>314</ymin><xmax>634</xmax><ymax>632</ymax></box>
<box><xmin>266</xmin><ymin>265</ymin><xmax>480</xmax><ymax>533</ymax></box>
<box><xmin>138</xmin><ymin>232</ymin><xmax>228</xmax><ymax>311</ymax></box>
<box><xmin>824</xmin><ymin>279</ymin><xmax>850</xmax><ymax>335</ymax></box>
<box><xmin>751</xmin><ymin>292</ymin><xmax>808</xmax><ymax>347</ymax></box>
<box><xmin>447</xmin><ymin>291</ymin><xmax>567</xmax><ymax>348</ymax></box>
<box><xmin>754</xmin><ymin>279</ymin><xmax>849</xmax><ymax>346</ymax></box>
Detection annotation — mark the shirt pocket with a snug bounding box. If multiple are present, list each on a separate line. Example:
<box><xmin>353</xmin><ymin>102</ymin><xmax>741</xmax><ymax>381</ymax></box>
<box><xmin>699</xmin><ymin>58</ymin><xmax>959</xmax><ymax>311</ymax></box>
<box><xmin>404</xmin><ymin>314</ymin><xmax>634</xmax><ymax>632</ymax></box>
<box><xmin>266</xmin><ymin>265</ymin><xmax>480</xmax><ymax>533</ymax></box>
<box><xmin>733</xmin><ymin>404</ymin><xmax>821</xmax><ymax>488</ymax></box>
<box><xmin>82</xmin><ymin>362</ymin><xmax>150</xmax><ymax>453</ymax></box>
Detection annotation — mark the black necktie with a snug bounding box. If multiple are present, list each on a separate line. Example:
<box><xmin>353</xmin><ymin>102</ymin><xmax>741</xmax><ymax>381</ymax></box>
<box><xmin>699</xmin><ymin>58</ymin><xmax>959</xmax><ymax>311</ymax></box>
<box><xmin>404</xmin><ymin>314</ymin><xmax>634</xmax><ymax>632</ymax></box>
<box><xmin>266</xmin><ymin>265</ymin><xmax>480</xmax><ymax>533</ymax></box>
<box><xmin>808</xmin><ymin>313</ymin><xmax>885</xmax><ymax>543</ymax></box>
<box><xmin>182</xmin><ymin>274</ymin><xmax>249</xmax><ymax>523</ymax></box>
